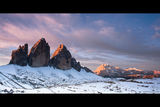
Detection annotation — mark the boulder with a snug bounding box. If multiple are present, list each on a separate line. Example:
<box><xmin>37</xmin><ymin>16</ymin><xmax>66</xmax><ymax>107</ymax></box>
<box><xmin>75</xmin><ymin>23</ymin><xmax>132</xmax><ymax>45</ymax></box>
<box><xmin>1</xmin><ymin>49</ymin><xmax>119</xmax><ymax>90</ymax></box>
<box><xmin>71</xmin><ymin>57</ymin><xmax>81</xmax><ymax>71</ymax></box>
<box><xmin>9</xmin><ymin>43</ymin><xmax>28</xmax><ymax>66</ymax></box>
<box><xmin>28</xmin><ymin>38</ymin><xmax>50</xmax><ymax>67</ymax></box>
<box><xmin>49</xmin><ymin>44</ymin><xmax>72</xmax><ymax>70</ymax></box>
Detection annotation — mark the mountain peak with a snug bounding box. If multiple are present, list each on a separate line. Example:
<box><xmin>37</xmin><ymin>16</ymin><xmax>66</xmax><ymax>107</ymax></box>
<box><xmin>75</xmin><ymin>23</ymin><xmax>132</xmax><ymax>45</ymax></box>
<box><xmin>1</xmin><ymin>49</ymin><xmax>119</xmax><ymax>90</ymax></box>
<box><xmin>41</xmin><ymin>37</ymin><xmax>45</xmax><ymax>41</ymax></box>
<box><xmin>52</xmin><ymin>44</ymin><xmax>68</xmax><ymax>58</ymax></box>
<box><xmin>49</xmin><ymin>44</ymin><xmax>72</xmax><ymax>70</ymax></box>
<box><xmin>31</xmin><ymin>38</ymin><xmax>48</xmax><ymax>50</ymax></box>
<box><xmin>124</xmin><ymin>67</ymin><xmax>143</xmax><ymax>71</ymax></box>
<box><xmin>58</xmin><ymin>44</ymin><xmax>67</xmax><ymax>51</ymax></box>
<box><xmin>59</xmin><ymin>43</ymin><xmax>65</xmax><ymax>48</ymax></box>
<box><xmin>28</xmin><ymin>38</ymin><xmax>50</xmax><ymax>67</ymax></box>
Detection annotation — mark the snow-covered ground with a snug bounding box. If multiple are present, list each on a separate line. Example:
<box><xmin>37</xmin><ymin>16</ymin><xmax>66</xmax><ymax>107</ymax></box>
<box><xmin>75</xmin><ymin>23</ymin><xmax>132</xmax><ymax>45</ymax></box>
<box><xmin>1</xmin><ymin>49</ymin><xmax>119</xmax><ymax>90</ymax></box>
<box><xmin>0</xmin><ymin>65</ymin><xmax>160</xmax><ymax>94</ymax></box>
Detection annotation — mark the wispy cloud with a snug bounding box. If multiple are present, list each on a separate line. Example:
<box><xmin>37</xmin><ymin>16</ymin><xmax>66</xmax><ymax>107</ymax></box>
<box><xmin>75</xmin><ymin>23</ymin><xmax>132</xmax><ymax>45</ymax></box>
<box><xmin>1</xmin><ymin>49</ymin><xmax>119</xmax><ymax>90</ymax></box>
<box><xmin>0</xmin><ymin>14</ymin><xmax>160</xmax><ymax>70</ymax></box>
<box><xmin>152</xmin><ymin>25</ymin><xmax>160</xmax><ymax>39</ymax></box>
<box><xmin>93</xmin><ymin>20</ymin><xmax>106</xmax><ymax>26</ymax></box>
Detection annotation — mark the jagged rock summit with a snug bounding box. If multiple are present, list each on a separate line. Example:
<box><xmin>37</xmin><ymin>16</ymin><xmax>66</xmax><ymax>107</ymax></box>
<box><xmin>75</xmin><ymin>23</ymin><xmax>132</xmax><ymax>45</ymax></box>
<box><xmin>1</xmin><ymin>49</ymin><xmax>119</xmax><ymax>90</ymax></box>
<box><xmin>49</xmin><ymin>44</ymin><xmax>72</xmax><ymax>70</ymax></box>
<box><xmin>49</xmin><ymin>44</ymin><xmax>92</xmax><ymax>72</ymax></box>
<box><xmin>28</xmin><ymin>38</ymin><xmax>50</xmax><ymax>67</ymax></box>
<box><xmin>9</xmin><ymin>43</ymin><xmax>28</xmax><ymax>66</ymax></box>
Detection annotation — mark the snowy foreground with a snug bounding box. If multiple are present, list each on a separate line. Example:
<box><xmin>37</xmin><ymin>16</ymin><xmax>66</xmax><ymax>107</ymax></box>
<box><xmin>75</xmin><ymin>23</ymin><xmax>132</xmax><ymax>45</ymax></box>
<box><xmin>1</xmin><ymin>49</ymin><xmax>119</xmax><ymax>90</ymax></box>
<box><xmin>0</xmin><ymin>65</ymin><xmax>160</xmax><ymax>94</ymax></box>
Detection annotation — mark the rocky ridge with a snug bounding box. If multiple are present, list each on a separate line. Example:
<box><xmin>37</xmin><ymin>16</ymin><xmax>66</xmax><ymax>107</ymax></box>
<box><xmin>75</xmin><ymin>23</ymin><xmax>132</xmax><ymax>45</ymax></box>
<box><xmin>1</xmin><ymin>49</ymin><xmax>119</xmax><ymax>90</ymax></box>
<box><xmin>9</xmin><ymin>38</ymin><xmax>92</xmax><ymax>73</ymax></box>
<box><xmin>93</xmin><ymin>64</ymin><xmax>158</xmax><ymax>79</ymax></box>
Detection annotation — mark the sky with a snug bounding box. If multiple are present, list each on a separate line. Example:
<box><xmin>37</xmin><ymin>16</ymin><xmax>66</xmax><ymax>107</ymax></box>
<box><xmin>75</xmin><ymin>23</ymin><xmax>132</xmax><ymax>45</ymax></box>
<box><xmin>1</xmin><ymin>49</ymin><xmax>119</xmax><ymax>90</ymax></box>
<box><xmin>0</xmin><ymin>13</ymin><xmax>160</xmax><ymax>71</ymax></box>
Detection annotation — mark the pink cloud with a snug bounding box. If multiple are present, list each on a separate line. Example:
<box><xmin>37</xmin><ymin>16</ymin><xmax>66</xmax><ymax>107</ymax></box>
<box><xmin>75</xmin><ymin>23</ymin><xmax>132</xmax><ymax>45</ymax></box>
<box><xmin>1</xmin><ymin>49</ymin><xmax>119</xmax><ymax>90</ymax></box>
<box><xmin>152</xmin><ymin>32</ymin><xmax>160</xmax><ymax>39</ymax></box>
<box><xmin>93</xmin><ymin>20</ymin><xmax>106</xmax><ymax>26</ymax></box>
<box><xmin>0</xmin><ymin>40</ymin><xmax>18</xmax><ymax>48</ymax></box>
<box><xmin>59</xmin><ymin>14</ymin><xmax>71</xmax><ymax>17</ymax></box>
<box><xmin>99</xmin><ymin>27</ymin><xmax>116</xmax><ymax>36</ymax></box>
<box><xmin>3</xmin><ymin>22</ymin><xmax>45</xmax><ymax>40</ymax></box>
<box><xmin>152</xmin><ymin>26</ymin><xmax>160</xmax><ymax>39</ymax></box>
<box><xmin>154</xmin><ymin>26</ymin><xmax>160</xmax><ymax>31</ymax></box>
<box><xmin>0</xmin><ymin>14</ymin><xmax>72</xmax><ymax>49</ymax></box>
<box><xmin>34</xmin><ymin>15</ymin><xmax>65</xmax><ymax>30</ymax></box>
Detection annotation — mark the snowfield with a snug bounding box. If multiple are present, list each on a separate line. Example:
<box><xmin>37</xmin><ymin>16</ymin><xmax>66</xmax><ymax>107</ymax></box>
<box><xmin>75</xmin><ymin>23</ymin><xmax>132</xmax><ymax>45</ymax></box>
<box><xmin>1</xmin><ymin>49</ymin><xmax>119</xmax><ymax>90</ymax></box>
<box><xmin>0</xmin><ymin>65</ymin><xmax>160</xmax><ymax>94</ymax></box>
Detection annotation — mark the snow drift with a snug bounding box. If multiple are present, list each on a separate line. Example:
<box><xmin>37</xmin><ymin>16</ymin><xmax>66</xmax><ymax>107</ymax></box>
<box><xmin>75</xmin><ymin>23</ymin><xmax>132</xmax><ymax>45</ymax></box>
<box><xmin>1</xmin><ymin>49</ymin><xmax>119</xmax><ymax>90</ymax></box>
<box><xmin>0</xmin><ymin>64</ymin><xmax>105</xmax><ymax>90</ymax></box>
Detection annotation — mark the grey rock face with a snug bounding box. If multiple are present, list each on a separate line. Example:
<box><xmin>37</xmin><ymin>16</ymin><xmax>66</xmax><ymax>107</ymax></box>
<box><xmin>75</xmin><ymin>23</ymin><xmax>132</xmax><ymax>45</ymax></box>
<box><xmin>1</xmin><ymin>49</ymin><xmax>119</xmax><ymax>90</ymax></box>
<box><xmin>49</xmin><ymin>44</ymin><xmax>72</xmax><ymax>70</ymax></box>
<box><xmin>9</xmin><ymin>44</ymin><xmax>28</xmax><ymax>66</ymax></box>
<box><xmin>28</xmin><ymin>38</ymin><xmax>50</xmax><ymax>67</ymax></box>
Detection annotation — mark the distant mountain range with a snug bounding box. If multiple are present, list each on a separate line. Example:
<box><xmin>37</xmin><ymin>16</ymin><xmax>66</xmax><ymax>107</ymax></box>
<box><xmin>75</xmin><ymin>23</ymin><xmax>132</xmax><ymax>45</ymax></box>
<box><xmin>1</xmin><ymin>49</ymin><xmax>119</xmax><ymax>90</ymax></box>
<box><xmin>93</xmin><ymin>64</ymin><xmax>160</xmax><ymax>79</ymax></box>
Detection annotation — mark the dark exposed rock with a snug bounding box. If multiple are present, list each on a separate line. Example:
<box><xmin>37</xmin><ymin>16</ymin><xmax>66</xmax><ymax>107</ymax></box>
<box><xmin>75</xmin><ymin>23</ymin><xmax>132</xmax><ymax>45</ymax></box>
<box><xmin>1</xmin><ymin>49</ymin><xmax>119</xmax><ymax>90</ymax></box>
<box><xmin>9</xmin><ymin>37</ymin><xmax>93</xmax><ymax>73</ymax></box>
<box><xmin>82</xmin><ymin>67</ymin><xmax>93</xmax><ymax>73</ymax></box>
<box><xmin>49</xmin><ymin>44</ymin><xmax>93</xmax><ymax>72</ymax></box>
<box><xmin>9</xmin><ymin>44</ymin><xmax>28</xmax><ymax>66</ymax></box>
<box><xmin>49</xmin><ymin>44</ymin><xmax>72</xmax><ymax>70</ymax></box>
<box><xmin>71</xmin><ymin>57</ymin><xmax>81</xmax><ymax>71</ymax></box>
<box><xmin>28</xmin><ymin>38</ymin><xmax>50</xmax><ymax>67</ymax></box>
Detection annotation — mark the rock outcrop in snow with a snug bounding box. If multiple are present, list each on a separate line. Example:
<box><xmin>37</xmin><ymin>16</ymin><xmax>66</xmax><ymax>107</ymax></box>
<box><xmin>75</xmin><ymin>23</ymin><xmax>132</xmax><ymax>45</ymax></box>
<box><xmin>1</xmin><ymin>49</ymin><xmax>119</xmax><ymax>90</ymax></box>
<box><xmin>28</xmin><ymin>38</ymin><xmax>50</xmax><ymax>67</ymax></box>
<box><xmin>9</xmin><ymin>43</ymin><xmax>28</xmax><ymax>66</ymax></box>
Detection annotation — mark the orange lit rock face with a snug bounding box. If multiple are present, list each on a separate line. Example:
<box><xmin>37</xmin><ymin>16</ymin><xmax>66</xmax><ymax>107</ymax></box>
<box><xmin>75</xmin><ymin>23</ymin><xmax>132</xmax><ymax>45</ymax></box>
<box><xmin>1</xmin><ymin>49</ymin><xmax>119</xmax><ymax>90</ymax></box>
<box><xmin>94</xmin><ymin>64</ymin><xmax>107</xmax><ymax>75</ymax></box>
<box><xmin>93</xmin><ymin>64</ymin><xmax>123</xmax><ymax>77</ymax></box>
<box><xmin>127</xmin><ymin>74</ymin><xmax>141</xmax><ymax>78</ymax></box>
<box><xmin>143</xmin><ymin>75</ymin><xmax>154</xmax><ymax>79</ymax></box>
<box><xmin>154</xmin><ymin>70</ymin><xmax>160</xmax><ymax>74</ymax></box>
<box><xmin>52</xmin><ymin>44</ymin><xmax>64</xmax><ymax>58</ymax></box>
<box><xmin>152</xmin><ymin>70</ymin><xmax>160</xmax><ymax>78</ymax></box>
